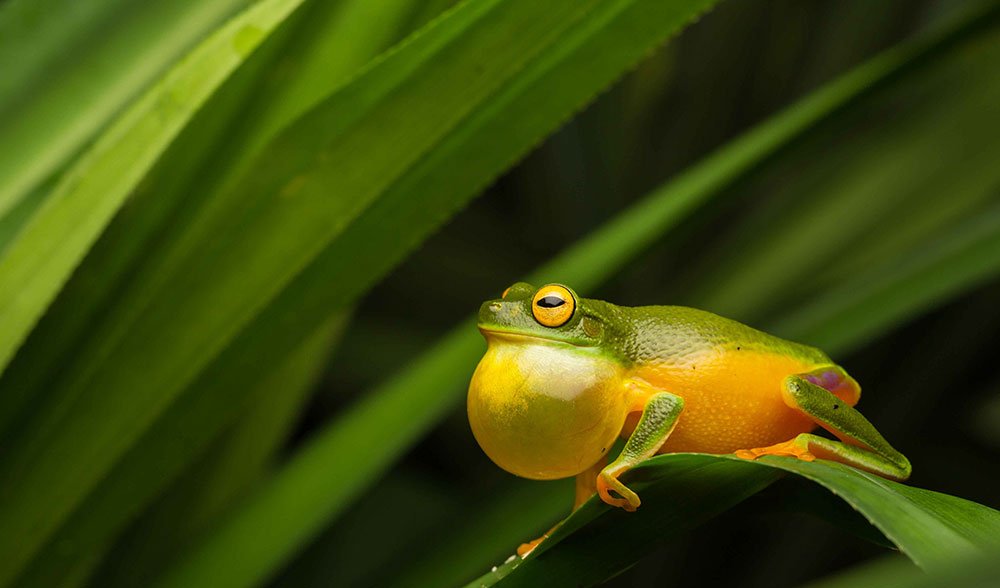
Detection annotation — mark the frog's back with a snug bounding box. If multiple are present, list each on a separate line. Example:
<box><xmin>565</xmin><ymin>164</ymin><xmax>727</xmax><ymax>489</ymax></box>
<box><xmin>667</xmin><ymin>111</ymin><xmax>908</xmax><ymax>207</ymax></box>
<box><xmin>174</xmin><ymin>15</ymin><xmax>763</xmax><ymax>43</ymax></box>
<box><xmin>619</xmin><ymin>305</ymin><xmax>838</xmax><ymax>454</ymax></box>
<box><xmin>619</xmin><ymin>305</ymin><xmax>829</xmax><ymax>366</ymax></box>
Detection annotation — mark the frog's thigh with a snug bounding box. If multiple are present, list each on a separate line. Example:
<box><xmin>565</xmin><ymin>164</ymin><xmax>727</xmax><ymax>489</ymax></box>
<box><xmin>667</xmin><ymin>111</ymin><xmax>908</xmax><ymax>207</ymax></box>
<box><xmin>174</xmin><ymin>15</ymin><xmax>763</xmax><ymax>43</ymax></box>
<box><xmin>573</xmin><ymin>456</ymin><xmax>606</xmax><ymax>509</ymax></box>
<box><xmin>735</xmin><ymin>369</ymin><xmax>911</xmax><ymax>481</ymax></box>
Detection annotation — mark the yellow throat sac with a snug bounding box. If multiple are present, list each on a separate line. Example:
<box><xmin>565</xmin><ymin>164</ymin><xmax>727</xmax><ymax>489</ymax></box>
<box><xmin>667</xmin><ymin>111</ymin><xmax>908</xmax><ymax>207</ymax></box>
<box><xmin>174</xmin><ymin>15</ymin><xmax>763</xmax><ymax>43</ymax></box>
<box><xmin>467</xmin><ymin>333</ymin><xmax>628</xmax><ymax>479</ymax></box>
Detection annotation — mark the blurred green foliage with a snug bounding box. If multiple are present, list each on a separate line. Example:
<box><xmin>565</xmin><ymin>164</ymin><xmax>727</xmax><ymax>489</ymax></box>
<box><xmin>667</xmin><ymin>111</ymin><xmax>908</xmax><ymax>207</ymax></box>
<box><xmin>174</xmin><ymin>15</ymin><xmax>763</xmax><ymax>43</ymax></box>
<box><xmin>1</xmin><ymin>0</ymin><xmax>999</xmax><ymax>587</ymax></box>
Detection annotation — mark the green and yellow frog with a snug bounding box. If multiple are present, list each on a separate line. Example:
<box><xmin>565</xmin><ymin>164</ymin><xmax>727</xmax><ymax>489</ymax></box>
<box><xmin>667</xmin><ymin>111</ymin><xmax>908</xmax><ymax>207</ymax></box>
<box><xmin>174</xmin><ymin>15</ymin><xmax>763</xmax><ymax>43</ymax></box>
<box><xmin>467</xmin><ymin>282</ymin><xmax>911</xmax><ymax>554</ymax></box>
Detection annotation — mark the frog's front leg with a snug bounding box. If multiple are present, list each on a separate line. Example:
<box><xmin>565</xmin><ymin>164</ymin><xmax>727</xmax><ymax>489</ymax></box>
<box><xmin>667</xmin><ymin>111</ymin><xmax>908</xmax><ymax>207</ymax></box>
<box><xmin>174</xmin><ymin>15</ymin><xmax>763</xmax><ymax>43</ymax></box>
<box><xmin>736</xmin><ymin>367</ymin><xmax>911</xmax><ymax>481</ymax></box>
<box><xmin>597</xmin><ymin>383</ymin><xmax>684</xmax><ymax>511</ymax></box>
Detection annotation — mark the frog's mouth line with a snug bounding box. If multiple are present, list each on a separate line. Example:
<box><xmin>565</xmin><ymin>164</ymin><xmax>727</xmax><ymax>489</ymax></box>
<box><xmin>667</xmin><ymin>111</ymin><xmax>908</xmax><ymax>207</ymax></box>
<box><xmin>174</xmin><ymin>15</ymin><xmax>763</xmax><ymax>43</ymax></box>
<box><xmin>477</xmin><ymin>326</ymin><xmax>594</xmax><ymax>348</ymax></box>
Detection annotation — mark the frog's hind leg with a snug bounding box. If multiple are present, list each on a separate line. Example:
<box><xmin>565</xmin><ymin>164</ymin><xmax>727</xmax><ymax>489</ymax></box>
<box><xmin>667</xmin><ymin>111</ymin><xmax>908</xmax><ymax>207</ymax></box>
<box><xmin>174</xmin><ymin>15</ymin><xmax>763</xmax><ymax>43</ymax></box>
<box><xmin>736</xmin><ymin>366</ymin><xmax>911</xmax><ymax>481</ymax></box>
<box><xmin>516</xmin><ymin>457</ymin><xmax>607</xmax><ymax>558</ymax></box>
<box><xmin>574</xmin><ymin>455</ymin><xmax>607</xmax><ymax>509</ymax></box>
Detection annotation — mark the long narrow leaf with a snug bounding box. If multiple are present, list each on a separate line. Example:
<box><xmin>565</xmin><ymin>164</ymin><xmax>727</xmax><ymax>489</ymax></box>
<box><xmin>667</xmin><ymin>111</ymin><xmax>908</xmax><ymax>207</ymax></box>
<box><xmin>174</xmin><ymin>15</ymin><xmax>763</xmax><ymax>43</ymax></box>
<box><xmin>94</xmin><ymin>316</ymin><xmax>346</xmax><ymax>588</ymax></box>
<box><xmin>0</xmin><ymin>0</ymin><xmax>305</xmax><ymax>375</ymax></box>
<box><xmin>0</xmin><ymin>0</ymin><xmax>251</xmax><ymax>216</ymax></box>
<box><xmin>10</xmin><ymin>315</ymin><xmax>345</xmax><ymax>588</ymax></box>
<box><xmin>685</xmin><ymin>10</ymin><xmax>1000</xmax><ymax>323</ymax></box>
<box><xmin>803</xmin><ymin>551</ymin><xmax>1000</xmax><ymax>588</ymax></box>
<box><xmin>774</xmin><ymin>203</ymin><xmax>1000</xmax><ymax>353</ymax></box>
<box><xmin>53</xmin><ymin>2</ymin><xmax>429</xmax><ymax>584</ymax></box>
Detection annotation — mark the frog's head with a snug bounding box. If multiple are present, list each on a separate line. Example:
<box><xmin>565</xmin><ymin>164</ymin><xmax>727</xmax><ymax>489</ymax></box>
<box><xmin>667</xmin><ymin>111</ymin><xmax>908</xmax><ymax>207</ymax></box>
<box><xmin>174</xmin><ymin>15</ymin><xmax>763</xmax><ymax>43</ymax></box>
<box><xmin>475</xmin><ymin>282</ymin><xmax>625</xmax><ymax>352</ymax></box>
<box><xmin>468</xmin><ymin>283</ymin><xmax>630</xmax><ymax>480</ymax></box>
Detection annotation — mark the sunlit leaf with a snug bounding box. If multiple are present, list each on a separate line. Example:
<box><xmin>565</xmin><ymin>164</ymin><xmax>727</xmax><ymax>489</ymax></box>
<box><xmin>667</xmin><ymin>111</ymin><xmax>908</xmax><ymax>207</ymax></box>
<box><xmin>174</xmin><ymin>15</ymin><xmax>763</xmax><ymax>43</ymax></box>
<box><xmin>0</xmin><ymin>0</ymin><xmax>306</xmax><ymax>376</ymax></box>
<box><xmin>0</xmin><ymin>0</ymin><xmax>251</xmax><ymax>217</ymax></box>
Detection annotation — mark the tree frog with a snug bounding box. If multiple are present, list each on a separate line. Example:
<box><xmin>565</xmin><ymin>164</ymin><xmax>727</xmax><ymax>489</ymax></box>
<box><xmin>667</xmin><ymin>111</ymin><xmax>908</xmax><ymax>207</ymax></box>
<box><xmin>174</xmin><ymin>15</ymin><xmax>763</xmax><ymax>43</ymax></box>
<box><xmin>467</xmin><ymin>282</ymin><xmax>911</xmax><ymax>554</ymax></box>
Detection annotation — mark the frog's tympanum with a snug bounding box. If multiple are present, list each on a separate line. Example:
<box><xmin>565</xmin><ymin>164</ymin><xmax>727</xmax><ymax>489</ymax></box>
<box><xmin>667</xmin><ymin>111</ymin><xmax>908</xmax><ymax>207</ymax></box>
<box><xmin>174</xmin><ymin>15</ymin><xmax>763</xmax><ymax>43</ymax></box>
<box><xmin>467</xmin><ymin>283</ymin><xmax>910</xmax><ymax>555</ymax></box>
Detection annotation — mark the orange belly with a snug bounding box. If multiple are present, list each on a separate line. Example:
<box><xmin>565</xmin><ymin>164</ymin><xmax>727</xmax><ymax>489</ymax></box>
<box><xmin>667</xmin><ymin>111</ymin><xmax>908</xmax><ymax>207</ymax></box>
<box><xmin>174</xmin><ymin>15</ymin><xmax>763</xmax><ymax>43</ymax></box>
<box><xmin>629</xmin><ymin>349</ymin><xmax>821</xmax><ymax>453</ymax></box>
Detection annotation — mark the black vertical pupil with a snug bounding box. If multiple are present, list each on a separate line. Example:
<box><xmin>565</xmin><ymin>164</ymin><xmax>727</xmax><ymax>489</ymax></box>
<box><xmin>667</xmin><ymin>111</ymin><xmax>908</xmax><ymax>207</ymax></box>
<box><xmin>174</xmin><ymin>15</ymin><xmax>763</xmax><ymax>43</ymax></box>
<box><xmin>537</xmin><ymin>295</ymin><xmax>565</xmax><ymax>308</ymax></box>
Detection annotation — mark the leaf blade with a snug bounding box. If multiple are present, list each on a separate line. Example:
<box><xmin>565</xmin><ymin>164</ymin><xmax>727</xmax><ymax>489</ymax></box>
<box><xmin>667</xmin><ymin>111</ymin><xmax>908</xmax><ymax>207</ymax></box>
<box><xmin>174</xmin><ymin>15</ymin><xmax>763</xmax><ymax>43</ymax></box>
<box><xmin>0</xmin><ymin>0</ymin><xmax>306</xmax><ymax>375</ymax></box>
<box><xmin>0</xmin><ymin>0</ymin><xmax>252</xmax><ymax>217</ymax></box>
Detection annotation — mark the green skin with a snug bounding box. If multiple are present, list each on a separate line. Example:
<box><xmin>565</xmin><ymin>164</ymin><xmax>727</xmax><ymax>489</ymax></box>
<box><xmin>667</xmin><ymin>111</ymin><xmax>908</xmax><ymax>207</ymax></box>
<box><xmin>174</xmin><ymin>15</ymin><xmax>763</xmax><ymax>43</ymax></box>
<box><xmin>473</xmin><ymin>282</ymin><xmax>911</xmax><ymax>518</ymax></box>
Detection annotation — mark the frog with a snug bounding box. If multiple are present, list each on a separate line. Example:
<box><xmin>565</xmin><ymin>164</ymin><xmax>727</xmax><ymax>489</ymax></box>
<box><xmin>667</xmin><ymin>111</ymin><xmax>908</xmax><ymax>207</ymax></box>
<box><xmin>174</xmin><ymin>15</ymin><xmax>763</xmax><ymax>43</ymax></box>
<box><xmin>467</xmin><ymin>282</ymin><xmax>911</xmax><ymax>555</ymax></box>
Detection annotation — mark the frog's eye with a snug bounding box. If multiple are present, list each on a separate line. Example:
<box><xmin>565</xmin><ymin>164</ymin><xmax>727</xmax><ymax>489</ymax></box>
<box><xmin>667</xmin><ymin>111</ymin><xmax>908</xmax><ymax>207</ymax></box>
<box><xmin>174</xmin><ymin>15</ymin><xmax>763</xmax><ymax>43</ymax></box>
<box><xmin>531</xmin><ymin>284</ymin><xmax>575</xmax><ymax>327</ymax></box>
<box><xmin>502</xmin><ymin>286</ymin><xmax>512</xmax><ymax>299</ymax></box>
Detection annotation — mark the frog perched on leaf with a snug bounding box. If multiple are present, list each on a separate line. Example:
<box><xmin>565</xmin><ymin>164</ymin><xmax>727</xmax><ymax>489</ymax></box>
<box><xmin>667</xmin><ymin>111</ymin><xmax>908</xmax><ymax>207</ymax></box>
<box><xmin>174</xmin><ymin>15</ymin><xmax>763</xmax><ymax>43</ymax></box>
<box><xmin>467</xmin><ymin>283</ymin><xmax>910</xmax><ymax>555</ymax></box>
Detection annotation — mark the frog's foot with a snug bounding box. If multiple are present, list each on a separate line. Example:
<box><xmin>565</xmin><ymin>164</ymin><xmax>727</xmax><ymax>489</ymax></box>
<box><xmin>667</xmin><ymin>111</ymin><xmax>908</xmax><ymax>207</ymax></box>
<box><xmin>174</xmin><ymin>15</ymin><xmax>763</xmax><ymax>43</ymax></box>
<box><xmin>597</xmin><ymin>469</ymin><xmax>640</xmax><ymax>512</ymax></box>
<box><xmin>517</xmin><ymin>535</ymin><xmax>546</xmax><ymax>558</ymax></box>
<box><xmin>735</xmin><ymin>438</ymin><xmax>816</xmax><ymax>462</ymax></box>
<box><xmin>516</xmin><ymin>522</ymin><xmax>561</xmax><ymax>557</ymax></box>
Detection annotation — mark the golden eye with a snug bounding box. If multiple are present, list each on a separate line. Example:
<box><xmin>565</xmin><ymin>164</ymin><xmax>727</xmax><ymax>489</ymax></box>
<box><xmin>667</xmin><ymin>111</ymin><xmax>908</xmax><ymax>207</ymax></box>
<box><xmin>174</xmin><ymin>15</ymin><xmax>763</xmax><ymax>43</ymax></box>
<box><xmin>531</xmin><ymin>284</ymin><xmax>575</xmax><ymax>327</ymax></box>
<box><xmin>502</xmin><ymin>286</ymin><xmax>512</xmax><ymax>299</ymax></box>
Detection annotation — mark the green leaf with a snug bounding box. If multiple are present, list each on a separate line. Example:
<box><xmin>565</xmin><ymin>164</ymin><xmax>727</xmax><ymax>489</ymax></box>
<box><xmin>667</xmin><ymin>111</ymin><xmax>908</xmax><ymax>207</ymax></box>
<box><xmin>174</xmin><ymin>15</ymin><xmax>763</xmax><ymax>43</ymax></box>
<box><xmin>0</xmin><ymin>0</ymin><xmax>424</xmax><ymax>434</ymax></box>
<box><xmin>29</xmin><ymin>3</ymin><xmax>439</xmax><ymax>585</ymax></box>
<box><xmin>26</xmin><ymin>3</ymin><xmax>434</xmax><ymax>585</ymax></box>
<box><xmin>94</xmin><ymin>315</ymin><xmax>346</xmax><ymax>588</ymax></box>
<box><xmin>10</xmin><ymin>314</ymin><xmax>346</xmax><ymax>588</ymax></box>
<box><xmin>0</xmin><ymin>0</ymin><xmax>253</xmax><ymax>217</ymax></box>
<box><xmin>802</xmin><ymin>551</ymin><xmax>1000</xmax><ymax>588</ymax></box>
<box><xmin>0</xmin><ymin>0</ymin><xmax>306</xmax><ymax>375</ymax></box>
<box><xmin>686</xmin><ymin>7</ymin><xmax>1000</xmax><ymax>324</ymax></box>
<box><xmin>475</xmin><ymin>456</ymin><xmax>1000</xmax><ymax>587</ymax></box>
<box><xmin>773</xmin><ymin>203</ymin><xmax>1000</xmax><ymax>353</ymax></box>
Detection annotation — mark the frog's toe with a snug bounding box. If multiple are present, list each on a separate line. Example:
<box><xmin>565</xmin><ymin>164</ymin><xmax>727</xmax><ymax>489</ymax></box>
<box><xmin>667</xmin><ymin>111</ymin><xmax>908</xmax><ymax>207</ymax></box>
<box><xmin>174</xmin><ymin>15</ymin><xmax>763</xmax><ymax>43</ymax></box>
<box><xmin>601</xmin><ymin>493</ymin><xmax>637</xmax><ymax>511</ymax></box>
<box><xmin>597</xmin><ymin>472</ymin><xmax>640</xmax><ymax>511</ymax></box>
<box><xmin>735</xmin><ymin>438</ymin><xmax>816</xmax><ymax>462</ymax></box>
<box><xmin>517</xmin><ymin>537</ymin><xmax>544</xmax><ymax>558</ymax></box>
<box><xmin>516</xmin><ymin>522</ymin><xmax>561</xmax><ymax>557</ymax></box>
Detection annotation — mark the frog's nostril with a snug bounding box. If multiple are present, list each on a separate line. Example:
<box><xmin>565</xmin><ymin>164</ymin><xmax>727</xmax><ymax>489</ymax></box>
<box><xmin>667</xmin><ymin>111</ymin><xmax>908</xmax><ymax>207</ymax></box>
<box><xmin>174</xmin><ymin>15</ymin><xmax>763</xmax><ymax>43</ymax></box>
<box><xmin>489</xmin><ymin>302</ymin><xmax>502</xmax><ymax>312</ymax></box>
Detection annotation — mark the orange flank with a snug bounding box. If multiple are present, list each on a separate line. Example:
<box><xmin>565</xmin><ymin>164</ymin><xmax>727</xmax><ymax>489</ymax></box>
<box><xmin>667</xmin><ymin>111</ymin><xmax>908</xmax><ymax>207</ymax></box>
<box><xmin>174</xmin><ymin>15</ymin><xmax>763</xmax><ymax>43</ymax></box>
<box><xmin>626</xmin><ymin>349</ymin><xmax>856</xmax><ymax>454</ymax></box>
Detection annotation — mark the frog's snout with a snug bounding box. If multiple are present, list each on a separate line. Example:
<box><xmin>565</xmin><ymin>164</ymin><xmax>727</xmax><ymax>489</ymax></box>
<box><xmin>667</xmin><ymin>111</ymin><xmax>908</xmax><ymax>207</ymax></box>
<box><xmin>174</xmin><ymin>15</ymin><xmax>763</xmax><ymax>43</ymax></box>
<box><xmin>477</xmin><ymin>300</ymin><xmax>502</xmax><ymax>326</ymax></box>
<box><xmin>478</xmin><ymin>298</ymin><xmax>523</xmax><ymax>329</ymax></box>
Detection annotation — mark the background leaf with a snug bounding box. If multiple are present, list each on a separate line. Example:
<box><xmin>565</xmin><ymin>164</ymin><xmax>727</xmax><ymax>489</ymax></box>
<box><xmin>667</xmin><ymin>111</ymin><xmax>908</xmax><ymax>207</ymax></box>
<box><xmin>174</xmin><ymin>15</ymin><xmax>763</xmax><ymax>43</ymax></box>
<box><xmin>803</xmin><ymin>550</ymin><xmax>1000</xmax><ymax>588</ymax></box>
<box><xmin>0</xmin><ymin>0</ymin><xmax>306</xmax><ymax>377</ymax></box>
<box><xmin>20</xmin><ymin>2</ymin><xmax>441</xmax><ymax>584</ymax></box>
<box><xmin>0</xmin><ymin>0</ymin><xmax>252</xmax><ymax>216</ymax></box>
